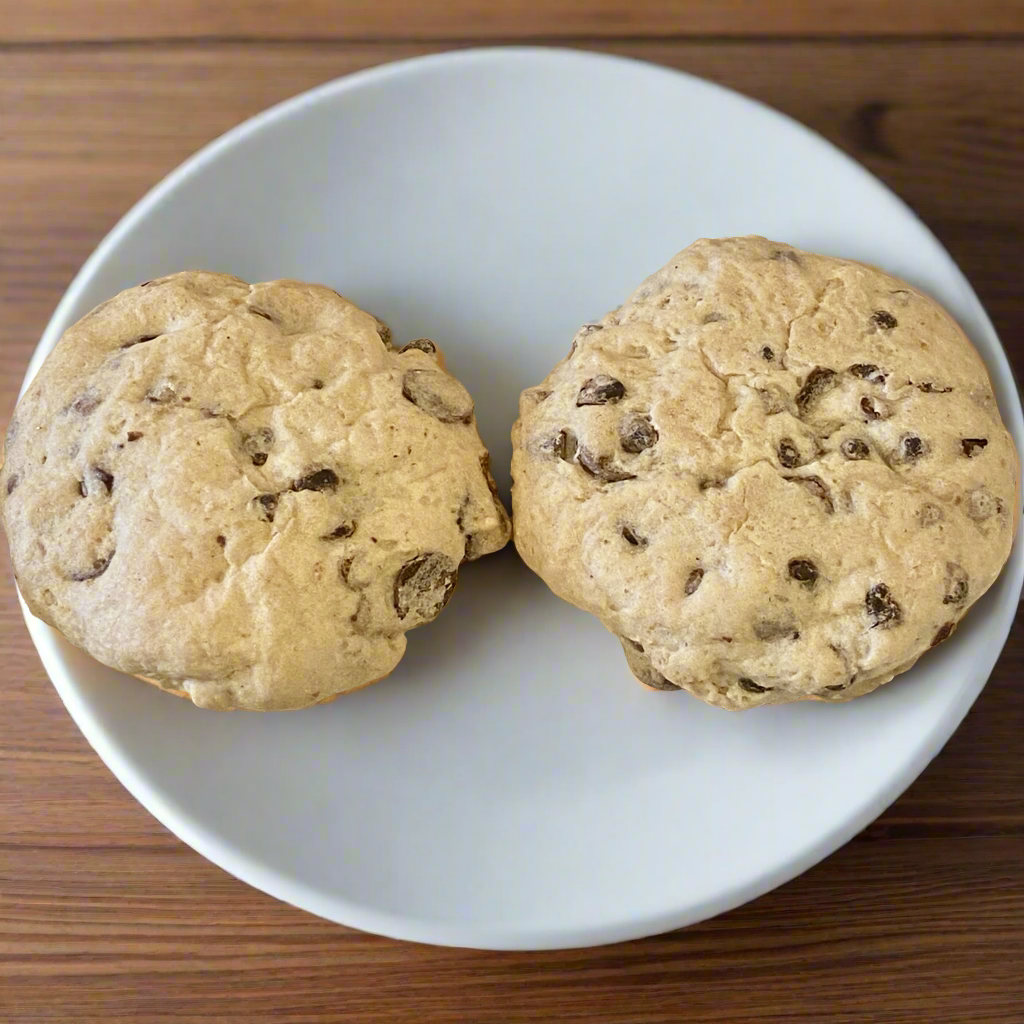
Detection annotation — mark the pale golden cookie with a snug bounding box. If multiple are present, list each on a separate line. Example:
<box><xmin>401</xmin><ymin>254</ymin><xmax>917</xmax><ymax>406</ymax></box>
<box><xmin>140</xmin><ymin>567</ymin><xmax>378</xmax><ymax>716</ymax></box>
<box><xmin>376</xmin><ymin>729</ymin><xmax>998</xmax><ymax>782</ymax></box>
<box><xmin>511</xmin><ymin>237</ymin><xmax>1018</xmax><ymax>709</ymax></box>
<box><xmin>1</xmin><ymin>272</ymin><xmax>510</xmax><ymax>710</ymax></box>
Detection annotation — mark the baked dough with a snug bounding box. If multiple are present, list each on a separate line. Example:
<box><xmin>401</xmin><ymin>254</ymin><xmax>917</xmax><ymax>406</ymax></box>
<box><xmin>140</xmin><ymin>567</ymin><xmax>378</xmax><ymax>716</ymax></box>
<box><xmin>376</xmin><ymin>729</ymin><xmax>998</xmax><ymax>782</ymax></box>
<box><xmin>511</xmin><ymin>237</ymin><xmax>1018</xmax><ymax>708</ymax></box>
<box><xmin>1</xmin><ymin>272</ymin><xmax>510</xmax><ymax>709</ymax></box>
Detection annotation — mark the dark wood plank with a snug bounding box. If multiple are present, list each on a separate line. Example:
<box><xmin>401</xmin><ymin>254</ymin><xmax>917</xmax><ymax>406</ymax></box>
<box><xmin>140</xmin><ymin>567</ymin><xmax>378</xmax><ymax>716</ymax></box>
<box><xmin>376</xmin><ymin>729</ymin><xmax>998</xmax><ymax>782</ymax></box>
<box><xmin>1</xmin><ymin>815</ymin><xmax>1022</xmax><ymax>1021</ymax></box>
<box><xmin>4</xmin><ymin>0</ymin><xmax>1024</xmax><ymax>44</ymax></box>
<box><xmin>1</xmin><ymin>39</ymin><xmax>1023</xmax><ymax>1024</ymax></box>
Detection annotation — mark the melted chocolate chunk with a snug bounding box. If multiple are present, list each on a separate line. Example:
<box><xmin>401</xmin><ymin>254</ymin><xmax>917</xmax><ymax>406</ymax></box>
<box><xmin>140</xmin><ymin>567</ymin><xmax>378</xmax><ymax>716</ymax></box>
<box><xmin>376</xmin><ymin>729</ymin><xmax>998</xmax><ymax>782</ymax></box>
<box><xmin>866</xmin><ymin>583</ymin><xmax>902</xmax><ymax>628</ymax></box>
<box><xmin>577</xmin><ymin>375</ymin><xmax>626</xmax><ymax>407</ymax></box>
<box><xmin>795</xmin><ymin>367</ymin><xmax>837</xmax><ymax>412</ymax></box>
<box><xmin>619</xmin><ymin>415</ymin><xmax>658</xmax><ymax>454</ymax></box>
<box><xmin>777</xmin><ymin>438</ymin><xmax>801</xmax><ymax>469</ymax></box>
<box><xmin>393</xmin><ymin>553</ymin><xmax>459</xmax><ymax>624</ymax></box>
<box><xmin>684</xmin><ymin>568</ymin><xmax>704</xmax><ymax>595</ymax></box>
<box><xmin>849</xmin><ymin>363</ymin><xmax>886</xmax><ymax>385</ymax></box>
<box><xmin>788</xmin><ymin>559</ymin><xmax>818</xmax><ymax>586</ymax></box>
<box><xmin>293</xmin><ymin>468</ymin><xmax>339</xmax><ymax>492</ymax></box>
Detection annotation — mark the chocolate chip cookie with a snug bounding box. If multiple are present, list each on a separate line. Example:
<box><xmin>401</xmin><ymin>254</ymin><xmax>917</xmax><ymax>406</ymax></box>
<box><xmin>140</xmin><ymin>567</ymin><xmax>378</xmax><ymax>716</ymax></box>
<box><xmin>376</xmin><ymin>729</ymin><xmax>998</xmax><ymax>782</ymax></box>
<box><xmin>511</xmin><ymin>236</ymin><xmax>1019</xmax><ymax>708</ymax></box>
<box><xmin>1</xmin><ymin>272</ymin><xmax>510</xmax><ymax>709</ymax></box>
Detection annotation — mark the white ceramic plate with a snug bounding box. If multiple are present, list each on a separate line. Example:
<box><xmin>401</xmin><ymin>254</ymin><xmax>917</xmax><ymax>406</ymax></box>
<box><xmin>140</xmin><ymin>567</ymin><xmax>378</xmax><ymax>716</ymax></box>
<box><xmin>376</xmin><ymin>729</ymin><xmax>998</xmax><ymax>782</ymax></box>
<box><xmin>20</xmin><ymin>48</ymin><xmax>1023</xmax><ymax>950</ymax></box>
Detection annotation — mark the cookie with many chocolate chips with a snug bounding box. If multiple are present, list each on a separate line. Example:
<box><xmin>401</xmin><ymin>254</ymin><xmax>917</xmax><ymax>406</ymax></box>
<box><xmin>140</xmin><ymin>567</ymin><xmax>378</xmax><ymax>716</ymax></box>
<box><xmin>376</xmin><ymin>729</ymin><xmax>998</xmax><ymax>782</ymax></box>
<box><xmin>0</xmin><ymin>272</ymin><xmax>509</xmax><ymax>709</ymax></box>
<box><xmin>511</xmin><ymin>236</ymin><xmax>1018</xmax><ymax>709</ymax></box>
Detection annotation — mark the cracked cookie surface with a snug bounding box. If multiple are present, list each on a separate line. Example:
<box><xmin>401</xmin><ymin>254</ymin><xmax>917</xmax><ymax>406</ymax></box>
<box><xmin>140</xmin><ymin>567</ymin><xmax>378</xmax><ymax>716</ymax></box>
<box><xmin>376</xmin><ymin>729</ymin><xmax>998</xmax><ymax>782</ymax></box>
<box><xmin>0</xmin><ymin>272</ymin><xmax>510</xmax><ymax>709</ymax></box>
<box><xmin>511</xmin><ymin>236</ymin><xmax>1019</xmax><ymax>708</ymax></box>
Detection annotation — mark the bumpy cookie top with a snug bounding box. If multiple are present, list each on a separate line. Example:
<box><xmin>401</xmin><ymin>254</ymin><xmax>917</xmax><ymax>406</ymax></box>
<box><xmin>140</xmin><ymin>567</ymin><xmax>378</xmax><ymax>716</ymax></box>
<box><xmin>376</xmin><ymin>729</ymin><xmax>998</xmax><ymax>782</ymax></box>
<box><xmin>511</xmin><ymin>236</ymin><xmax>1018</xmax><ymax>708</ymax></box>
<box><xmin>1</xmin><ymin>272</ymin><xmax>509</xmax><ymax>709</ymax></box>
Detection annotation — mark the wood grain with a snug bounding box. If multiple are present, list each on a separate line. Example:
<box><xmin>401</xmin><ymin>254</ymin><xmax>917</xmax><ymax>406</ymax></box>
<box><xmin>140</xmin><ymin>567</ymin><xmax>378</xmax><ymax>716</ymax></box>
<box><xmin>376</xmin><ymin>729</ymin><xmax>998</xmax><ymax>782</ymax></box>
<box><xmin>4</xmin><ymin>0</ymin><xmax>1024</xmax><ymax>43</ymax></box>
<box><xmin>1</xmin><ymin>35</ymin><xmax>1023</xmax><ymax>1024</ymax></box>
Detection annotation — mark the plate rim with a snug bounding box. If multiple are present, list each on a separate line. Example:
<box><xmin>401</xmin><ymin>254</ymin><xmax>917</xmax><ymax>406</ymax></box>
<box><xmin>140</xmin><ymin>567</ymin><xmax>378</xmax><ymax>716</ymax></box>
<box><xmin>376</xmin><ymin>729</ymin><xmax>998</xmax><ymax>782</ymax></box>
<box><xmin>18</xmin><ymin>45</ymin><xmax>1024</xmax><ymax>950</ymax></box>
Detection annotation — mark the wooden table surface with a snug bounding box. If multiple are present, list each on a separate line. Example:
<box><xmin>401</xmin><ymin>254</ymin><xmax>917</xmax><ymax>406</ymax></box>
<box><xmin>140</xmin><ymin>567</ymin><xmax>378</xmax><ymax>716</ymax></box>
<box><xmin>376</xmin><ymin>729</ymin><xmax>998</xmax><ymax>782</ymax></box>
<box><xmin>2</xmin><ymin>3</ymin><xmax>1023</xmax><ymax>1021</ymax></box>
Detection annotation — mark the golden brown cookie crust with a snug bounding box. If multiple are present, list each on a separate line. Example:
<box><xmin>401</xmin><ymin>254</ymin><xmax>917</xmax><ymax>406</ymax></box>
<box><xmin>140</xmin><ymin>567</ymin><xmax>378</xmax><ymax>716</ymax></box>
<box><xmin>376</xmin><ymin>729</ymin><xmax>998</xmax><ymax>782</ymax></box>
<box><xmin>511</xmin><ymin>236</ymin><xmax>1018</xmax><ymax>709</ymax></box>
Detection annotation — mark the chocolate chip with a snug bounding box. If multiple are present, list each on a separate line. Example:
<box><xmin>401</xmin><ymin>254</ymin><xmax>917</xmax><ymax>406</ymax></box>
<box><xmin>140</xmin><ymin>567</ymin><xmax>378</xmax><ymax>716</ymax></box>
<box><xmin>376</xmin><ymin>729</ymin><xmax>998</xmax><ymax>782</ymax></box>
<box><xmin>966</xmin><ymin>486</ymin><xmax>1002</xmax><ymax>522</ymax></box>
<box><xmin>250</xmin><ymin>308</ymin><xmax>274</xmax><ymax>322</ymax></box>
<box><xmin>293</xmin><ymin>468</ymin><xmax>339</xmax><ymax>492</ymax></box>
<box><xmin>777</xmin><ymin>438</ymin><xmax>801</xmax><ymax>469</ymax></box>
<box><xmin>401</xmin><ymin>339</ymin><xmax>437</xmax><ymax>355</ymax></box>
<box><xmin>619</xmin><ymin>639</ymin><xmax>681</xmax><ymax>690</ymax></box>
<box><xmin>841</xmin><ymin>438</ymin><xmax>871</xmax><ymax>461</ymax></box>
<box><xmin>68</xmin><ymin>551</ymin><xmax>114</xmax><ymax>581</ymax></box>
<box><xmin>871</xmin><ymin>310</ymin><xmax>898</xmax><ymax>330</ymax></box>
<box><xmin>322</xmin><ymin>521</ymin><xmax>356</xmax><ymax>540</ymax></box>
<box><xmin>918</xmin><ymin>503</ymin><xmax>944</xmax><ymax>526</ymax></box>
<box><xmin>126</xmin><ymin>431</ymin><xmax>143</xmax><ymax>442</ymax></box>
<box><xmin>866</xmin><ymin>583</ymin><xmax>902</xmax><ymax>628</ymax></box>
<box><xmin>931</xmin><ymin>621</ymin><xmax>957</xmax><ymax>647</ymax></box>
<box><xmin>540</xmin><ymin>429</ymin><xmax>576</xmax><ymax>461</ymax></box>
<box><xmin>684</xmin><ymin>568</ymin><xmax>704</xmax><ymax>595</ymax></box>
<box><xmin>121</xmin><ymin>333</ymin><xmax>161</xmax><ymax>349</ymax></box>
<box><xmin>770</xmin><ymin>250</ymin><xmax>800</xmax><ymax>263</ymax></box>
<box><xmin>577</xmin><ymin>375</ymin><xmax>626</xmax><ymax>407</ymax></box>
<box><xmin>255</xmin><ymin>493</ymin><xmax>278</xmax><ymax>522</ymax></box>
<box><xmin>795</xmin><ymin>367</ymin><xmax>838</xmax><ymax>412</ymax></box>
<box><xmin>782</xmin><ymin>474</ymin><xmax>834</xmax><ymax>513</ymax></box>
<box><xmin>738</xmin><ymin>678</ymin><xmax>772</xmax><ymax>693</ymax></box>
<box><xmin>621</xmin><ymin>526</ymin><xmax>647</xmax><ymax>547</ymax></box>
<box><xmin>544</xmin><ymin>428</ymin><xmax>578</xmax><ymax>462</ymax></box>
<box><xmin>251</xmin><ymin>452</ymin><xmax>268</xmax><ymax>467</ymax></box>
<box><xmin>916</xmin><ymin>382</ymin><xmax>953</xmax><ymax>394</ymax></box>
<box><xmin>577</xmin><ymin>447</ymin><xmax>636</xmax><ymax>483</ymax></box>
<box><xmin>402</xmin><ymin>368</ymin><xmax>474</xmax><ymax>423</ymax></box>
<box><xmin>943</xmin><ymin>562</ymin><xmax>969</xmax><ymax>606</ymax></box>
<box><xmin>761</xmin><ymin>346</ymin><xmax>774</xmax><ymax>360</ymax></box>
<box><xmin>702</xmin><ymin>312</ymin><xmax>726</xmax><ymax>324</ymax></box>
<box><xmin>898</xmin><ymin>434</ymin><xmax>927</xmax><ymax>461</ymax></box>
<box><xmin>6</xmin><ymin>473</ymin><xmax>19</xmax><ymax>495</ymax></box>
<box><xmin>753</xmin><ymin>619</ymin><xmax>799</xmax><ymax>641</ymax></box>
<box><xmin>78</xmin><ymin>480</ymin><xmax>87</xmax><ymax>498</ymax></box>
<box><xmin>312</xmin><ymin>379</ymin><xmax>324</xmax><ymax>389</ymax></box>
<box><xmin>961</xmin><ymin>438</ymin><xmax>988</xmax><ymax>457</ymax></box>
<box><xmin>849</xmin><ymin>363</ymin><xmax>886</xmax><ymax>384</ymax></box>
<box><xmin>216</xmin><ymin>535</ymin><xmax>226</xmax><ymax>547</ymax></box>
<box><xmin>619</xmin><ymin>415</ymin><xmax>658</xmax><ymax>454</ymax></box>
<box><xmin>69</xmin><ymin>392</ymin><xmax>101</xmax><ymax>415</ymax></box>
<box><xmin>338</xmin><ymin>556</ymin><xmax>355</xmax><ymax>584</ymax></box>
<box><xmin>375</xmin><ymin>320</ymin><xmax>392</xmax><ymax>348</ymax></box>
<box><xmin>860</xmin><ymin>396</ymin><xmax>885</xmax><ymax>420</ymax></box>
<box><xmin>92</xmin><ymin>467</ymin><xmax>114</xmax><ymax>494</ymax></box>
<box><xmin>788</xmin><ymin>559</ymin><xmax>818</xmax><ymax>586</ymax></box>
<box><xmin>393</xmin><ymin>552</ymin><xmax>459</xmax><ymax>624</ymax></box>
